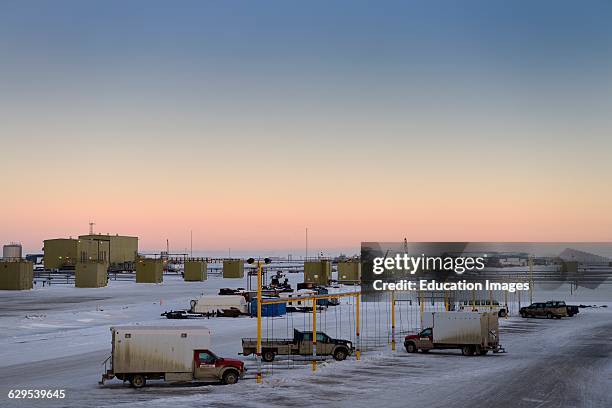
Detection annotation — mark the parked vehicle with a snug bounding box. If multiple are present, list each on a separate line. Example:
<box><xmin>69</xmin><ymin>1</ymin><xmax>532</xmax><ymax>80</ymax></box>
<box><xmin>458</xmin><ymin>299</ymin><xmax>508</xmax><ymax>317</ymax></box>
<box><xmin>520</xmin><ymin>301</ymin><xmax>568</xmax><ymax>319</ymax></box>
<box><xmin>100</xmin><ymin>326</ymin><xmax>245</xmax><ymax>388</ymax></box>
<box><xmin>242</xmin><ymin>329</ymin><xmax>353</xmax><ymax>362</ymax></box>
<box><xmin>404</xmin><ymin>312</ymin><xmax>504</xmax><ymax>356</ymax></box>
<box><xmin>566</xmin><ymin>304</ymin><xmax>580</xmax><ymax>317</ymax></box>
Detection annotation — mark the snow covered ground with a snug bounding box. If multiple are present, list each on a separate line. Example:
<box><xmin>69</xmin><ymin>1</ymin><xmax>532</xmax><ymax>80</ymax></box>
<box><xmin>1</xmin><ymin>273</ymin><xmax>611</xmax><ymax>407</ymax></box>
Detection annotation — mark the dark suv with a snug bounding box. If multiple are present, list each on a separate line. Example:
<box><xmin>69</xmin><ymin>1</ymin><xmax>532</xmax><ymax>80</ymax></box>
<box><xmin>520</xmin><ymin>301</ymin><xmax>567</xmax><ymax>319</ymax></box>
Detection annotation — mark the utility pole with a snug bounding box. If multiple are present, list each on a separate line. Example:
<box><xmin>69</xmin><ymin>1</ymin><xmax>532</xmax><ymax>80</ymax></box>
<box><xmin>529</xmin><ymin>256</ymin><xmax>533</xmax><ymax>304</ymax></box>
<box><xmin>391</xmin><ymin>291</ymin><xmax>396</xmax><ymax>351</ymax></box>
<box><xmin>256</xmin><ymin>260</ymin><xmax>263</xmax><ymax>383</ymax></box>
<box><xmin>305</xmin><ymin>227</ymin><xmax>308</xmax><ymax>261</ymax></box>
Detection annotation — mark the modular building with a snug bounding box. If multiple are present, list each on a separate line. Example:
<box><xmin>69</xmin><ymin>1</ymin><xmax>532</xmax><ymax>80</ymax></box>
<box><xmin>184</xmin><ymin>260</ymin><xmax>207</xmax><ymax>281</ymax></box>
<box><xmin>75</xmin><ymin>261</ymin><xmax>108</xmax><ymax>288</ymax></box>
<box><xmin>43</xmin><ymin>238</ymin><xmax>78</xmax><ymax>270</ymax></box>
<box><xmin>337</xmin><ymin>261</ymin><xmax>361</xmax><ymax>284</ymax></box>
<box><xmin>223</xmin><ymin>259</ymin><xmax>244</xmax><ymax>279</ymax></box>
<box><xmin>304</xmin><ymin>260</ymin><xmax>331</xmax><ymax>286</ymax></box>
<box><xmin>136</xmin><ymin>258</ymin><xmax>163</xmax><ymax>283</ymax></box>
<box><xmin>78</xmin><ymin>234</ymin><xmax>138</xmax><ymax>269</ymax></box>
<box><xmin>0</xmin><ymin>260</ymin><xmax>33</xmax><ymax>290</ymax></box>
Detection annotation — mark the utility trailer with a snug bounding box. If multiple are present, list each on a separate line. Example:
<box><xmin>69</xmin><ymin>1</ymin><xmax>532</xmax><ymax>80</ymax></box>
<box><xmin>162</xmin><ymin>295</ymin><xmax>248</xmax><ymax>319</ymax></box>
<box><xmin>241</xmin><ymin>329</ymin><xmax>353</xmax><ymax>362</ymax></box>
<box><xmin>100</xmin><ymin>326</ymin><xmax>245</xmax><ymax>388</ymax></box>
<box><xmin>404</xmin><ymin>312</ymin><xmax>505</xmax><ymax>356</ymax></box>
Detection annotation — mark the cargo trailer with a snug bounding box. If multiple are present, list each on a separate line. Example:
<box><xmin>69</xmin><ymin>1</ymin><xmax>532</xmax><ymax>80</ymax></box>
<box><xmin>404</xmin><ymin>312</ymin><xmax>504</xmax><ymax>356</ymax></box>
<box><xmin>100</xmin><ymin>326</ymin><xmax>245</xmax><ymax>387</ymax></box>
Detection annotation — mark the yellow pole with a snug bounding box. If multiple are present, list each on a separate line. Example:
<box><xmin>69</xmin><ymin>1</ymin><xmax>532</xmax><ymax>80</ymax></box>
<box><xmin>256</xmin><ymin>261</ymin><xmax>262</xmax><ymax>384</ymax></box>
<box><xmin>312</xmin><ymin>298</ymin><xmax>317</xmax><ymax>372</ymax></box>
<box><xmin>444</xmin><ymin>291</ymin><xmax>449</xmax><ymax>311</ymax></box>
<box><xmin>356</xmin><ymin>294</ymin><xmax>361</xmax><ymax>360</ymax></box>
<box><xmin>391</xmin><ymin>291</ymin><xmax>396</xmax><ymax>351</ymax></box>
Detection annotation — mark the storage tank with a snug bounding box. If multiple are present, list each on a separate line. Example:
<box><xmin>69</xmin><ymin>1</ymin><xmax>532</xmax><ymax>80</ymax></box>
<box><xmin>3</xmin><ymin>243</ymin><xmax>22</xmax><ymax>260</ymax></box>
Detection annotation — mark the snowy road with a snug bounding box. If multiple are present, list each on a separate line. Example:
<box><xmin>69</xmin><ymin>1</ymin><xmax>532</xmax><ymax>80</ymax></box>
<box><xmin>1</xmin><ymin>276</ymin><xmax>611</xmax><ymax>407</ymax></box>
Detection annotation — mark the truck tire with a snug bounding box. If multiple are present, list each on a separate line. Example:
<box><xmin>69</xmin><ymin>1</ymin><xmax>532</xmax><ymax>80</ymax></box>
<box><xmin>520</xmin><ymin>312</ymin><xmax>527</xmax><ymax>318</ymax></box>
<box><xmin>546</xmin><ymin>312</ymin><xmax>553</xmax><ymax>319</ymax></box>
<box><xmin>222</xmin><ymin>370</ymin><xmax>239</xmax><ymax>385</ymax></box>
<box><xmin>405</xmin><ymin>342</ymin><xmax>417</xmax><ymax>353</ymax></box>
<box><xmin>479</xmin><ymin>349</ymin><xmax>489</xmax><ymax>355</ymax></box>
<box><xmin>129</xmin><ymin>374</ymin><xmax>146</xmax><ymax>388</ymax></box>
<box><xmin>461</xmin><ymin>346</ymin><xmax>474</xmax><ymax>356</ymax></box>
<box><xmin>333</xmin><ymin>347</ymin><xmax>348</xmax><ymax>361</ymax></box>
<box><xmin>498</xmin><ymin>309</ymin><xmax>507</xmax><ymax>318</ymax></box>
<box><xmin>262</xmin><ymin>350</ymin><xmax>275</xmax><ymax>362</ymax></box>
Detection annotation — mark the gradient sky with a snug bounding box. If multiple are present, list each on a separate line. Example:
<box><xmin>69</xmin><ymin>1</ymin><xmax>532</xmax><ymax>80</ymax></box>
<box><xmin>1</xmin><ymin>1</ymin><xmax>612</xmax><ymax>255</ymax></box>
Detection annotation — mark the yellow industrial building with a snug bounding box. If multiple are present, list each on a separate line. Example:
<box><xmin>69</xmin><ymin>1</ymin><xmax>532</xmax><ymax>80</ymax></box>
<box><xmin>223</xmin><ymin>259</ymin><xmax>244</xmax><ymax>278</ymax></box>
<box><xmin>75</xmin><ymin>261</ymin><xmax>108</xmax><ymax>288</ymax></box>
<box><xmin>78</xmin><ymin>234</ymin><xmax>138</xmax><ymax>268</ymax></box>
<box><xmin>304</xmin><ymin>260</ymin><xmax>331</xmax><ymax>286</ymax></box>
<box><xmin>44</xmin><ymin>238</ymin><xmax>110</xmax><ymax>270</ymax></box>
<box><xmin>337</xmin><ymin>261</ymin><xmax>361</xmax><ymax>284</ymax></box>
<box><xmin>136</xmin><ymin>258</ymin><xmax>163</xmax><ymax>283</ymax></box>
<box><xmin>43</xmin><ymin>238</ymin><xmax>78</xmax><ymax>270</ymax></box>
<box><xmin>184</xmin><ymin>260</ymin><xmax>207</xmax><ymax>281</ymax></box>
<box><xmin>0</xmin><ymin>260</ymin><xmax>33</xmax><ymax>290</ymax></box>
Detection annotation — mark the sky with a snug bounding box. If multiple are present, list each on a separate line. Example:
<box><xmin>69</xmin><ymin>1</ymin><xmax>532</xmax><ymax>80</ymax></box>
<box><xmin>1</xmin><ymin>1</ymin><xmax>612</xmax><ymax>255</ymax></box>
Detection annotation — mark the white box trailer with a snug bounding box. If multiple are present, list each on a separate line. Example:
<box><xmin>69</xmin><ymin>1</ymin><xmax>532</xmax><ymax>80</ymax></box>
<box><xmin>190</xmin><ymin>295</ymin><xmax>248</xmax><ymax>314</ymax></box>
<box><xmin>406</xmin><ymin>312</ymin><xmax>504</xmax><ymax>356</ymax></box>
<box><xmin>100</xmin><ymin>326</ymin><xmax>245</xmax><ymax>387</ymax></box>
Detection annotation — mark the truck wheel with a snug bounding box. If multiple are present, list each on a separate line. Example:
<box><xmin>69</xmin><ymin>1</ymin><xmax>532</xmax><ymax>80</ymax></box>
<box><xmin>405</xmin><ymin>342</ymin><xmax>417</xmax><ymax>353</ymax></box>
<box><xmin>520</xmin><ymin>312</ymin><xmax>526</xmax><ymax>318</ymax></box>
<box><xmin>333</xmin><ymin>348</ymin><xmax>348</xmax><ymax>361</ymax></box>
<box><xmin>546</xmin><ymin>312</ymin><xmax>553</xmax><ymax>319</ymax></box>
<box><xmin>222</xmin><ymin>370</ymin><xmax>239</xmax><ymax>385</ymax></box>
<box><xmin>479</xmin><ymin>349</ymin><xmax>489</xmax><ymax>355</ymax></box>
<box><xmin>262</xmin><ymin>350</ymin><xmax>275</xmax><ymax>362</ymax></box>
<box><xmin>129</xmin><ymin>374</ymin><xmax>146</xmax><ymax>388</ymax></box>
<box><xmin>461</xmin><ymin>346</ymin><xmax>474</xmax><ymax>356</ymax></box>
<box><xmin>498</xmin><ymin>309</ymin><xmax>507</xmax><ymax>318</ymax></box>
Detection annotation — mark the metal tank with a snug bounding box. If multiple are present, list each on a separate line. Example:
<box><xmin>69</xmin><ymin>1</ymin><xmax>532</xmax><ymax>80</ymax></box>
<box><xmin>3</xmin><ymin>243</ymin><xmax>22</xmax><ymax>260</ymax></box>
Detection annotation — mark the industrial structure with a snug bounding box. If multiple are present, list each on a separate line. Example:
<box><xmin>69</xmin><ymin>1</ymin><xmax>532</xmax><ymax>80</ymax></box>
<box><xmin>43</xmin><ymin>238</ymin><xmax>78</xmax><ymax>270</ymax></box>
<box><xmin>0</xmin><ymin>260</ymin><xmax>33</xmax><ymax>290</ymax></box>
<box><xmin>44</xmin><ymin>237</ymin><xmax>111</xmax><ymax>270</ymax></box>
<box><xmin>223</xmin><ymin>259</ymin><xmax>244</xmax><ymax>279</ymax></box>
<box><xmin>304</xmin><ymin>260</ymin><xmax>331</xmax><ymax>285</ymax></box>
<box><xmin>337</xmin><ymin>260</ymin><xmax>361</xmax><ymax>284</ymax></box>
<box><xmin>136</xmin><ymin>258</ymin><xmax>163</xmax><ymax>283</ymax></box>
<box><xmin>78</xmin><ymin>234</ymin><xmax>138</xmax><ymax>270</ymax></box>
<box><xmin>75</xmin><ymin>261</ymin><xmax>108</xmax><ymax>288</ymax></box>
<box><xmin>43</xmin><ymin>233</ymin><xmax>137</xmax><ymax>271</ymax></box>
<box><xmin>184</xmin><ymin>260</ymin><xmax>207</xmax><ymax>281</ymax></box>
<box><xmin>2</xmin><ymin>243</ymin><xmax>23</xmax><ymax>260</ymax></box>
